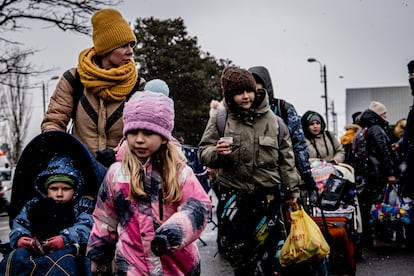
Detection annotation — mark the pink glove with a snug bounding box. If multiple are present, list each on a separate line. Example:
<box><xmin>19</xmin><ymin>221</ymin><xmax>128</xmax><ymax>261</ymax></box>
<box><xmin>17</xmin><ymin>236</ymin><xmax>44</xmax><ymax>254</ymax></box>
<box><xmin>17</xmin><ymin>236</ymin><xmax>33</xmax><ymax>249</ymax></box>
<box><xmin>42</xmin><ymin>236</ymin><xmax>64</xmax><ymax>252</ymax></box>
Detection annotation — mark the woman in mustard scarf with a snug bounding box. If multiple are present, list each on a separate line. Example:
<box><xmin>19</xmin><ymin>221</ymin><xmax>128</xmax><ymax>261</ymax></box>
<box><xmin>41</xmin><ymin>8</ymin><xmax>145</xmax><ymax>170</ymax></box>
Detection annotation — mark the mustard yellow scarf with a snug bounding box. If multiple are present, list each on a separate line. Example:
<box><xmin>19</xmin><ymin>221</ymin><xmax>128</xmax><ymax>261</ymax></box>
<box><xmin>77</xmin><ymin>47</ymin><xmax>138</xmax><ymax>101</ymax></box>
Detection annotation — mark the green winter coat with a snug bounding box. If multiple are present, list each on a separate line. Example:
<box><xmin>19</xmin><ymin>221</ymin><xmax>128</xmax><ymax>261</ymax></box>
<box><xmin>198</xmin><ymin>93</ymin><xmax>300</xmax><ymax>199</ymax></box>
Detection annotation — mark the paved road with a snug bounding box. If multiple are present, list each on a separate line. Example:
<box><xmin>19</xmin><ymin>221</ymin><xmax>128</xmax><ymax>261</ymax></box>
<box><xmin>0</xmin><ymin>213</ymin><xmax>9</xmax><ymax>245</ymax></box>
<box><xmin>197</xmin><ymin>196</ymin><xmax>414</xmax><ymax>276</ymax></box>
<box><xmin>1</xmin><ymin>193</ymin><xmax>414</xmax><ymax>276</ymax></box>
<box><xmin>0</xmin><ymin>192</ymin><xmax>234</xmax><ymax>275</ymax></box>
<box><xmin>197</xmin><ymin>192</ymin><xmax>233</xmax><ymax>275</ymax></box>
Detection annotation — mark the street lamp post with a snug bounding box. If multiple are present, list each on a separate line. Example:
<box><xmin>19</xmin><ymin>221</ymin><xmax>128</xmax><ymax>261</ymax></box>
<box><xmin>42</xmin><ymin>76</ymin><xmax>59</xmax><ymax>114</ymax></box>
<box><xmin>307</xmin><ymin>58</ymin><xmax>329</xmax><ymax>131</ymax></box>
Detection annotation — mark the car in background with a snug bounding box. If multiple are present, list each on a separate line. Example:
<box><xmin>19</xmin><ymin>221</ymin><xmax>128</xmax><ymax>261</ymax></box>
<box><xmin>0</xmin><ymin>151</ymin><xmax>11</xmax><ymax>214</ymax></box>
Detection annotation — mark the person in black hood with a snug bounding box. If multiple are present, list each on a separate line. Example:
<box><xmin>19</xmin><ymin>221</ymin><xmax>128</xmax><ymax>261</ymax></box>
<box><xmin>248</xmin><ymin>66</ymin><xmax>316</xmax><ymax>191</ymax></box>
<box><xmin>398</xmin><ymin>60</ymin><xmax>414</xmax><ymax>247</ymax></box>
<box><xmin>400</xmin><ymin>61</ymin><xmax>414</xmax><ymax>201</ymax></box>
<box><xmin>354</xmin><ymin>101</ymin><xmax>397</xmax><ymax>247</ymax></box>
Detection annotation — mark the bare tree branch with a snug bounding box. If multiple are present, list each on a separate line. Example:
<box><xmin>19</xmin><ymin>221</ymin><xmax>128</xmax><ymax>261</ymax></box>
<box><xmin>0</xmin><ymin>0</ymin><xmax>122</xmax><ymax>76</ymax></box>
<box><xmin>0</xmin><ymin>0</ymin><xmax>121</xmax><ymax>37</ymax></box>
<box><xmin>0</xmin><ymin>48</ymin><xmax>34</xmax><ymax>164</ymax></box>
<box><xmin>0</xmin><ymin>45</ymin><xmax>48</xmax><ymax>84</ymax></box>
<box><xmin>0</xmin><ymin>0</ymin><xmax>122</xmax><ymax>162</ymax></box>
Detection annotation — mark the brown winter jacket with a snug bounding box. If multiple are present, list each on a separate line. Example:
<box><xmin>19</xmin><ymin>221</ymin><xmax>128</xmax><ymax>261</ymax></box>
<box><xmin>41</xmin><ymin>68</ymin><xmax>145</xmax><ymax>156</ymax></box>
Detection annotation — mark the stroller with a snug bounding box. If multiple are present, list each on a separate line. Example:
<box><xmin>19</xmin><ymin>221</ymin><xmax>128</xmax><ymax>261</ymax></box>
<box><xmin>8</xmin><ymin>131</ymin><xmax>106</xmax><ymax>228</ymax></box>
<box><xmin>0</xmin><ymin>131</ymin><xmax>106</xmax><ymax>272</ymax></box>
<box><xmin>308</xmin><ymin>159</ymin><xmax>361</xmax><ymax>276</ymax></box>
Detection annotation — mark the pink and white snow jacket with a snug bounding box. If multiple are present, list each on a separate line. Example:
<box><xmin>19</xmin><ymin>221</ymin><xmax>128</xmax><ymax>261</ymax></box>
<box><xmin>87</xmin><ymin>160</ymin><xmax>212</xmax><ymax>275</ymax></box>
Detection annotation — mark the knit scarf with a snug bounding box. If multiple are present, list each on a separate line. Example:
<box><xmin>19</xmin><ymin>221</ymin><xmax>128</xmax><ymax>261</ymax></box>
<box><xmin>77</xmin><ymin>47</ymin><xmax>138</xmax><ymax>101</ymax></box>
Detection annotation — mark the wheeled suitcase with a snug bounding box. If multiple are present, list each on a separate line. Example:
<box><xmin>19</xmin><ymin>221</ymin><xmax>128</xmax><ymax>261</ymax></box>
<box><xmin>312</xmin><ymin>216</ymin><xmax>356</xmax><ymax>276</ymax></box>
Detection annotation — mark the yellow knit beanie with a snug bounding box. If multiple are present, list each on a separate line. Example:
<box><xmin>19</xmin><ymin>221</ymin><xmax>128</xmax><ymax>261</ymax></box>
<box><xmin>92</xmin><ymin>8</ymin><xmax>137</xmax><ymax>56</ymax></box>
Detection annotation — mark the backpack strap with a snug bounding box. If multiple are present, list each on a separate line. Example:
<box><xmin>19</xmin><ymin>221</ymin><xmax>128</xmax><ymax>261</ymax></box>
<box><xmin>63</xmin><ymin>69</ymin><xmax>143</xmax><ymax>128</ymax></box>
<box><xmin>216</xmin><ymin>108</ymin><xmax>227</xmax><ymax>137</ymax></box>
<box><xmin>276</xmin><ymin>116</ymin><xmax>285</xmax><ymax>147</ymax></box>
<box><xmin>273</xmin><ymin>99</ymin><xmax>289</xmax><ymax>121</ymax></box>
<box><xmin>277</xmin><ymin>100</ymin><xmax>281</xmax><ymax>116</ymax></box>
<box><xmin>325</xmin><ymin>130</ymin><xmax>335</xmax><ymax>148</ymax></box>
<box><xmin>63</xmin><ymin>69</ymin><xmax>84</xmax><ymax>119</ymax></box>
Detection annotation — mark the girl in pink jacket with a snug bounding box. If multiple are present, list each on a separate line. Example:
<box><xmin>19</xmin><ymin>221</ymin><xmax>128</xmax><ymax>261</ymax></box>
<box><xmin>86</xmin><ymin>91</ymin><xmax>212</xmax><ymax>275</ymax></box>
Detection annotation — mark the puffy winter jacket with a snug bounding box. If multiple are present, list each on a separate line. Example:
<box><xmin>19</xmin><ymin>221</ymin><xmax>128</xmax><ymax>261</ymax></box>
<box><xmin>41</xmin><ymin>68</ymin><xmax>145</xmax><ymax>156</ymax></box>
<box><xmin>198</xmin><ymin>92</ymin><xmax>300</xmax><ymax>198</ymax></box>
<box><xmin>9</xmin><ymin>155</ymin><xmax>94</xmax><ymax>249</ymax></box>
<box><xmin>87</xmin><ymin>161</ymin><xmax>212</xmax><ymax>275</ymax></box>
<box><xmin>355</xmin><ymin>109</ymin><xmax>396</xmax><ymax>190</ymax></box>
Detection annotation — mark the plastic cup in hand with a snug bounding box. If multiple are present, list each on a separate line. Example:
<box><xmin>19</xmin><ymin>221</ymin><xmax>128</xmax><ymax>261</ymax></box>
<box><xmin>220</xmin><ymin>136</ymin><xmax>233</xmax><ymax>154</ymax></box>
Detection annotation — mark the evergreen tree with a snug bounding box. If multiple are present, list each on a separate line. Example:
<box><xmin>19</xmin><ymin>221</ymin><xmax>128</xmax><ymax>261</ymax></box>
<box><xmin>133</xmin><ymin>17</ymin><xmax>230</xmax><ymax>145</ymax></box>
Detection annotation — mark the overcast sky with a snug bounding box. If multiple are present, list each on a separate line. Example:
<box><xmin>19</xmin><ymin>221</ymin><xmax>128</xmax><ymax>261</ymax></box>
<box><xmin>19</xmin><ymin>0</ymin><xmax>414</xmax><ymax>144</ymax></box>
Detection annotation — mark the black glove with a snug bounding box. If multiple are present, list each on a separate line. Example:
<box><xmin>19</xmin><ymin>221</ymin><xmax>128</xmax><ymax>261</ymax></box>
<box><xmin>151</xmin><ymin>235</ymin><xmax>168</xmax><ymax>256</ymax></box>
<box><xmin>96</xmin><ymin>149</ymin><xmax>116</xmax><ymax>168</ymax></box>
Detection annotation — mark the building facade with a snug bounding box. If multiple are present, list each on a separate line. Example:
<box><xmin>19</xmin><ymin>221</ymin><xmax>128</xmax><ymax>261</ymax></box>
<box><xmin>346</xmin><ymin>86</ymin><xmax>413</xmax><ymax>126</ymax></box>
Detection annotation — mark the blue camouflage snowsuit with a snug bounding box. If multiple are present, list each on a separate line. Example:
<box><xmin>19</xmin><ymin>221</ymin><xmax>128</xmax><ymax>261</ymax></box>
<box><xmin>1</xmin><ymin>155</ymin><xmax>95</xmax><ymax>275</ymax></box>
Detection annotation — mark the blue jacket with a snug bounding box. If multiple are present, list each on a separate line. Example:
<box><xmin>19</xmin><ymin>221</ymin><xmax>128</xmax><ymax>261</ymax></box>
<box><xmin>9</xmin><ymin>155</ymin><xmax>95</xmax><ymax>249</ymax></box>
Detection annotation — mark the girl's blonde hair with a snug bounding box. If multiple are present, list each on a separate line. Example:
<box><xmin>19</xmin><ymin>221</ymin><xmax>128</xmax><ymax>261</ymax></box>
<box><xmin>122</xmin><ymin>141</ymin><xmax>186</xmax><ymax>204</ymax></box>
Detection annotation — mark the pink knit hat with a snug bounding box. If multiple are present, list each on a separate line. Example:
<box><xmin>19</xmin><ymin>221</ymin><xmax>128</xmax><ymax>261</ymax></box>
<box><xmin>123</xmin><ymin>91</ymin><xmax>174</xmax><ymax>140</ymax></box>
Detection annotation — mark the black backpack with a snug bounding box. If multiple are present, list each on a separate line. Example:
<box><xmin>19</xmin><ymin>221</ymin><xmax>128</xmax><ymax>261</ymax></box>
<box><xmin>351</xmin><ymin>127</ymin><xmax>369</xmax><ymax>175</ymax></box>
<box><xmin>271</xmin><ymin>98</ymin><xmax>289</xmax><ymax>121</ymax></box>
